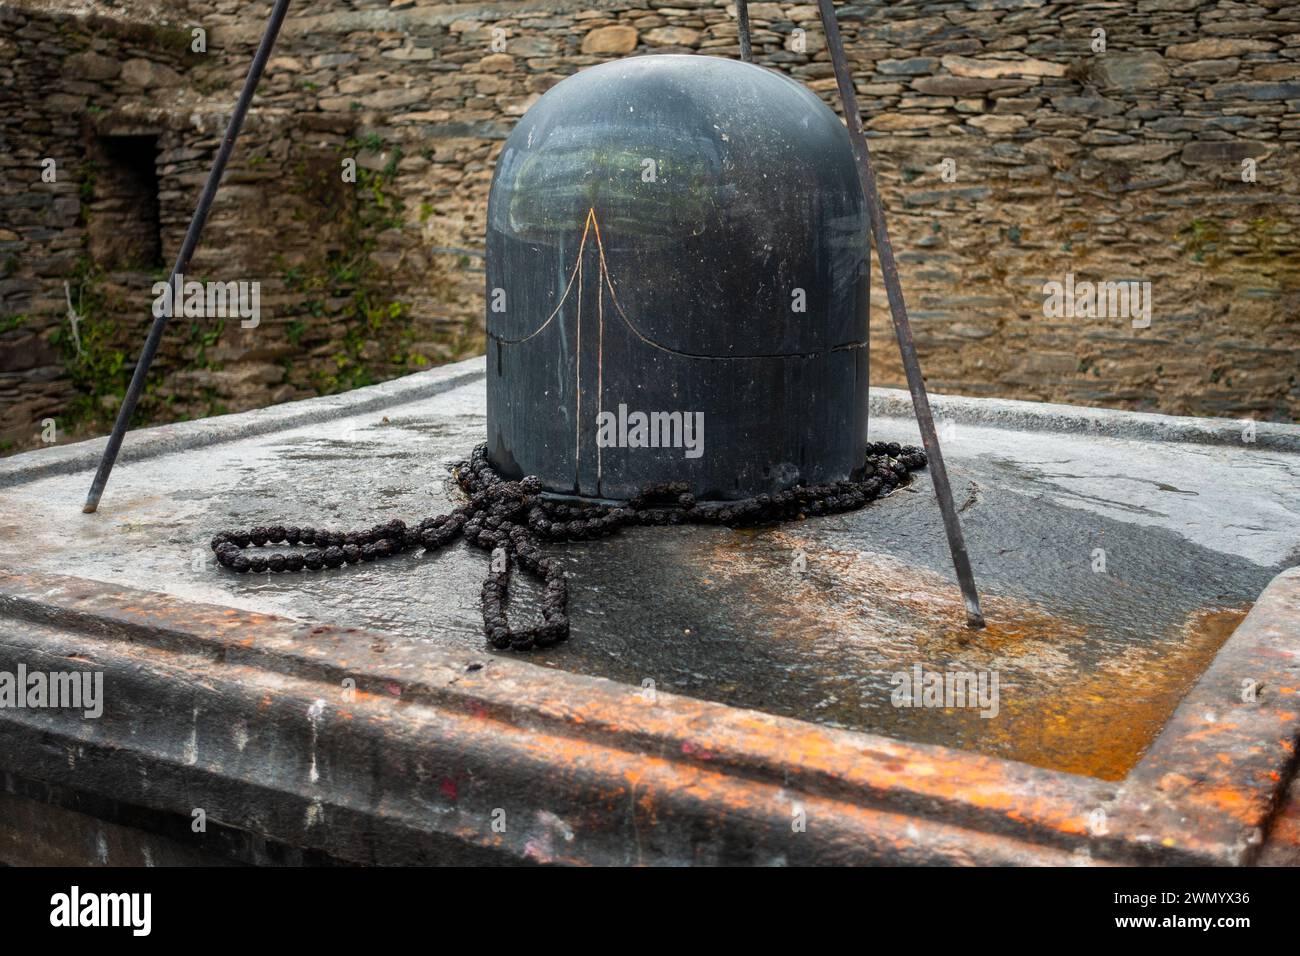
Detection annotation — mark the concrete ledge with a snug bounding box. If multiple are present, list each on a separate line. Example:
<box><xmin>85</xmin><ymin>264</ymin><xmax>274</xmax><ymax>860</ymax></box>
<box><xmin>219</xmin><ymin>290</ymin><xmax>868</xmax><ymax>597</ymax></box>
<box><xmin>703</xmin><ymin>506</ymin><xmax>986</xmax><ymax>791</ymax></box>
<box><xmin>1</xmin><ymin>566</ymin><xmax>1298</xmax><ymax>865</ymax></box>
<box><xmin>8</xmin><ymin>355</ymin><xmax>1295</xmax><ymax>491</ymax></box>
<box><xmin>870</xmin><ymin>389</ymin><xmax>1300</xmax><ymax>453</ymax></box>
<box><xmin>1111</xmin><ymin>566</ymin><xmax>1300</xmax><ymax>863</ymax></box>
<box><xmin>0</xmin><ymin>360</ymin><xmax>485</xmax><ymax>489</ymax></box>
<box><xmin>0</xmin><ymin>570</ymin><xmax>1093</xmax><ymax>865</ymax></box>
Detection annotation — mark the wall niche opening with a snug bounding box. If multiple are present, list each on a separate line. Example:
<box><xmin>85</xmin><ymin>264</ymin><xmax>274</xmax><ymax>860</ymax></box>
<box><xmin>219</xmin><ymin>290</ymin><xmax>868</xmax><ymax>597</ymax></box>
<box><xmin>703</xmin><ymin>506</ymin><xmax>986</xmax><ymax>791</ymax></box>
<box><xmin>86</xmin><ymin>134</ymin><xmax>163</xmax><ymax>271</ymax></box>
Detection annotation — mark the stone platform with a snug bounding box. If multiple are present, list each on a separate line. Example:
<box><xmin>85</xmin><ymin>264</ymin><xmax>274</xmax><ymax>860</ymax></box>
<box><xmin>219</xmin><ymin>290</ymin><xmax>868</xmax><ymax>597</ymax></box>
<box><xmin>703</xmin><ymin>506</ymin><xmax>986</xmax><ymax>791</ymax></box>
<box><xmin>1</xmin><ymin>356</ymin><xmax>1298</xmax><ymax>865</ymax></box>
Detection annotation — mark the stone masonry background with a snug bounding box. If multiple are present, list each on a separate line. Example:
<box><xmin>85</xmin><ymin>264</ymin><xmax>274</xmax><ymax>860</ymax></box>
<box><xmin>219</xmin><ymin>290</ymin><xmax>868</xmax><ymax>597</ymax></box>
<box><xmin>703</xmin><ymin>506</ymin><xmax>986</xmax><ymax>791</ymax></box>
<box><xmin>1</xmin><ymin>0</ymin><xmax>1297</xmax><ymax>455</ymax></box>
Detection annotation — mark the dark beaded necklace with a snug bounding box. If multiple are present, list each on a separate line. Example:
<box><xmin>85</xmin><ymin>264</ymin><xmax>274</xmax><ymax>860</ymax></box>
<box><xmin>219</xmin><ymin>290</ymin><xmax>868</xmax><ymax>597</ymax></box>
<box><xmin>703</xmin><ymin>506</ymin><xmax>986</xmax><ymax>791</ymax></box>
<box><xmin>211</xmin><ymin>442</ymin><xmax>927</xmax><ymax>652</ymax></box>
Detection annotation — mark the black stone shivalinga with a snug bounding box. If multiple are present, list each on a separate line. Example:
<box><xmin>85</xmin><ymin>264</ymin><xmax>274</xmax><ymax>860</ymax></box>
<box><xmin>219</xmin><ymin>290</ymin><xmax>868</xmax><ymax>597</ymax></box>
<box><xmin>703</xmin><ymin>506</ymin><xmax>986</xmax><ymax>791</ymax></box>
<box><xmin>211</xmin><ymin>442</ymin><xmax>927</xmax><ymax>652</ymax></box>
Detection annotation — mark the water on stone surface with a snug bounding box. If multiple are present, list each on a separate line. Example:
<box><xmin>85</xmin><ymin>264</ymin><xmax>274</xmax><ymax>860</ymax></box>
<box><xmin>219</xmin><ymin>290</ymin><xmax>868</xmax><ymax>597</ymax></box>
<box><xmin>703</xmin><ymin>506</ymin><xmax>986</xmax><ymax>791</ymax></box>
<box><xmin>2</xmin><ymin>381</ymin><xmax>1283</xmax><ymax>782</ymax></box>
<box><xmin>204</xmin><ymin>417</ymin><xmax>1266</xmax><ymax>781</ymax></box>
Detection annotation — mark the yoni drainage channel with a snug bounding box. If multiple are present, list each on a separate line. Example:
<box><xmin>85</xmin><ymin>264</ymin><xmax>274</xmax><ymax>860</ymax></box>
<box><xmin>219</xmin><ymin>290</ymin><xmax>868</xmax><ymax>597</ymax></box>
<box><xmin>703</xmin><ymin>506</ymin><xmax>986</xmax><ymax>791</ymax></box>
<box><xmin>0</xmin><ymin>565</ymin><xmax>1297</xmax><ymax>866</ymax></box>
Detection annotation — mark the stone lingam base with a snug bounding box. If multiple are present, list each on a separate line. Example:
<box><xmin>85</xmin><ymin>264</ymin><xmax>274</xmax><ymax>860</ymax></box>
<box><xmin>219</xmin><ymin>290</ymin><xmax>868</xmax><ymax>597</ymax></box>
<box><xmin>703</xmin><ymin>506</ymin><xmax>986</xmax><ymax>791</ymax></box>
<box><xmin>0</xmin><ymin>356</ymin><xmax>1298</xmax><ymax>865</ymax></box>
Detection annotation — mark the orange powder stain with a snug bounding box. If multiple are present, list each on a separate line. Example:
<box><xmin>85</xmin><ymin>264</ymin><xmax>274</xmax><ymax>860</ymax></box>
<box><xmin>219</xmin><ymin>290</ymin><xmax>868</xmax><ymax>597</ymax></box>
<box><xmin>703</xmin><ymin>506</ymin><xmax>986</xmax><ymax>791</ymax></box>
<box><xmin>694</xmin><ymin>532</ymin><xmax>1248</xmax><ymax>780</ymax></box>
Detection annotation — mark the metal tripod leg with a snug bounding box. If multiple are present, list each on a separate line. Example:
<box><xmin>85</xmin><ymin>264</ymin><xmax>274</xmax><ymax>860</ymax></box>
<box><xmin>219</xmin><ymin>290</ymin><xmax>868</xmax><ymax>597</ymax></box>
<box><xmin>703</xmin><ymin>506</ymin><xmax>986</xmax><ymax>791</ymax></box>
<box><xmin>815</xmin><ymin>0</ymin><xmax>986</xmax><ymax>628</ymax></box>
<box><xmin>82</xmin><ymin>0</ymin><xmax>293</xmax><ymax>513</ymax></box>
<box><xmin>736</xmin><ymin>0</ymin><xmax>753</xmax><ymax>62</ymax></box>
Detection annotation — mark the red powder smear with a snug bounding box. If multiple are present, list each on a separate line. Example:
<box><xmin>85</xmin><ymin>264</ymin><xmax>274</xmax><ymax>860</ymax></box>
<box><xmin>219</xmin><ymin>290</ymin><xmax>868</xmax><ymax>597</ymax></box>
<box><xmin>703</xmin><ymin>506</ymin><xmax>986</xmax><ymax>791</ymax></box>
<box><xmin>681</xmin><ymin>741</ymin><xmax>714</xmax><ymax>760</ymax></box>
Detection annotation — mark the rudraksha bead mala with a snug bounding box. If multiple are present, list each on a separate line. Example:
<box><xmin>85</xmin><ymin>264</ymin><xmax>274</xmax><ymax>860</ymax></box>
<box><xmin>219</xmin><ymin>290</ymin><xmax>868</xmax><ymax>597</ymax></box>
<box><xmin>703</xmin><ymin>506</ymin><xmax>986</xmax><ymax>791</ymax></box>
<box><xmin>212</xmin><ymin>442</ymin><xmax>927</xmax><ymax>652</ymax></box>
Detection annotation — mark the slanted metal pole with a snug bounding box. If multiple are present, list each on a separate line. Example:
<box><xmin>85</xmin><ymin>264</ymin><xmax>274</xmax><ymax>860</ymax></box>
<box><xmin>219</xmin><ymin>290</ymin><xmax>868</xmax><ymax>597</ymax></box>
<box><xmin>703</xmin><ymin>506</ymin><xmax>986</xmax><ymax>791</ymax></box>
<box><xmin>82</xmin><ymin>0</ymin><xmax>293</xmax><ymax>513</ymax></box>
<box><xmin>736</xmin><ymin>0</ymin><xmax>753</xmax><ymax>62</ymax></box>
<box><xmin>814</xmin><ymin>0</ymin><xmax>985</xmax><ymax>628</ymax></box>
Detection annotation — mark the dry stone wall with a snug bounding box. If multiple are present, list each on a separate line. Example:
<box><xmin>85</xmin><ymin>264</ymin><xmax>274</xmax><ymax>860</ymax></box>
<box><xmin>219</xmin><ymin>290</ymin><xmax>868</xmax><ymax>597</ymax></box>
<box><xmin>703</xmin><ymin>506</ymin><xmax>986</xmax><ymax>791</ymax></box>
<box><xmin>1</xmin><ymin>0</ymin><xmax>1297</xmax><ymax>453</ymax></box>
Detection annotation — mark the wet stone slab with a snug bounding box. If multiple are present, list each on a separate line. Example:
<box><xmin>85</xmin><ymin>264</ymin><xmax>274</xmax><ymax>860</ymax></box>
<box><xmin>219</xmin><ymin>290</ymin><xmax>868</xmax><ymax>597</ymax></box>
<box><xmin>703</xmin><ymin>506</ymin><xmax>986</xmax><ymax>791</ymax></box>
<box><xmin>1</xmin><ymin>358</ymin><xmax>1297</xmax><ymax>781</ymax></box>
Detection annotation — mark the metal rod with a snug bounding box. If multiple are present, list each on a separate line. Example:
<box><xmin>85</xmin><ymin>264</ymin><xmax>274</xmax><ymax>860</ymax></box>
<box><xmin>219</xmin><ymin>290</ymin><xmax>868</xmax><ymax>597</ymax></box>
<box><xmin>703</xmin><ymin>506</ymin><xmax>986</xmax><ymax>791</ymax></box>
<box><xmin>814</xmin><ymin>0</ymin><xmax>985</xmax><ymax>628</ymax></box>
<box><xmin>737</xmin><ymin>0</ymin><xmax>753</xmax><ymax>62</ymax></box>
<box><xmin>82</xmin><ymin>0</ymin><xmax>293</xmax><ymax>514</ymax></box>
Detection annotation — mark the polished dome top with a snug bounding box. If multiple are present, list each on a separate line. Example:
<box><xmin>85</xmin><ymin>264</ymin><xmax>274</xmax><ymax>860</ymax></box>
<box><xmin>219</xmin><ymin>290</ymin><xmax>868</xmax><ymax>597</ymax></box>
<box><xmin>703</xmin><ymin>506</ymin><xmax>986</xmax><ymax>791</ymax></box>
<box><xmin>487</xmin><ymin>54</ymin><xmax>867</xmax><ymax>356</ymax></box>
